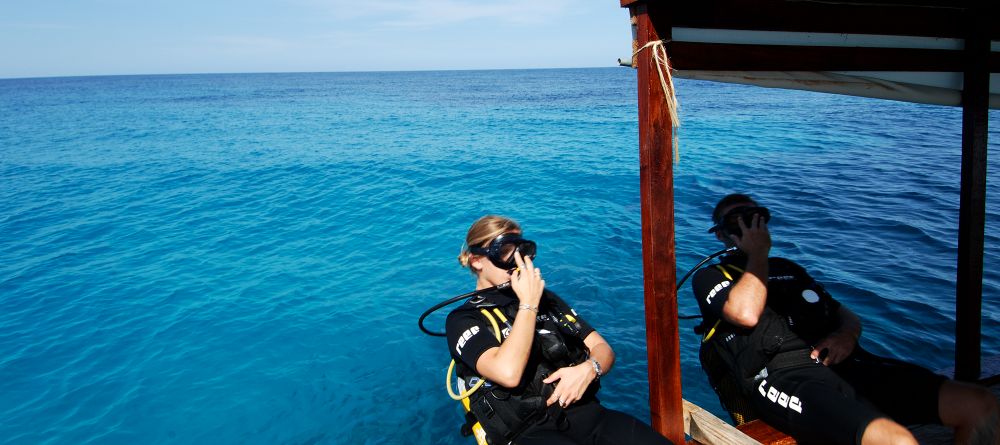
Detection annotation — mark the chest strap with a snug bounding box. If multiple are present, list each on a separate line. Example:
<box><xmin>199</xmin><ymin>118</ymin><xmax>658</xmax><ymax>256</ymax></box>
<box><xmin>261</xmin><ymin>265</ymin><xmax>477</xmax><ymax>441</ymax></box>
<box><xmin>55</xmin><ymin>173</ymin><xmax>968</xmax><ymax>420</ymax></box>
<box><xmin>754</xmin><ymin>349</ymin><xmax>821</xmax><ymax>381</ymax></box>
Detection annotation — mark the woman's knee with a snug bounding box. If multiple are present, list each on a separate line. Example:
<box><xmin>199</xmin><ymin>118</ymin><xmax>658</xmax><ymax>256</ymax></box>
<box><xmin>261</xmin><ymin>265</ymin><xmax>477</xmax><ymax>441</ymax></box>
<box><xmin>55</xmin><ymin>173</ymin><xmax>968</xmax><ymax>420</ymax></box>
<box><xmin>595</xmin><ymin>408</ymin><xmax>673</xmax><ymax>445</ymax></box>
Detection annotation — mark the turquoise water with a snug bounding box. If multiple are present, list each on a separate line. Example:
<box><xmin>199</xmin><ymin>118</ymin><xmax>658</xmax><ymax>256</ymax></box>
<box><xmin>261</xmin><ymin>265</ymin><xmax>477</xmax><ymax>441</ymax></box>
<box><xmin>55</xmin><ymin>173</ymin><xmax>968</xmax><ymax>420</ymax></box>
<box><xmin>1</xmin><ymin>68</ymin><xmax>998</xmax><ymax>444</ymax></box>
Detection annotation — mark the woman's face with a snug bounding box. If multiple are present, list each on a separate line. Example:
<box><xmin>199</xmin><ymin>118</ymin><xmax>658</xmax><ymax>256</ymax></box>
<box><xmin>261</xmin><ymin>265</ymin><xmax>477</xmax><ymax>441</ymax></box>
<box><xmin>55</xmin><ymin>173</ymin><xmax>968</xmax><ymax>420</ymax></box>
<box><xmin>471</xmin><ymin>231</ymin><xmax>523</xmax><ymax>287</ymax></box>
<box><xmin>472</xmin><ymin>253</ymin><xmax>514</xmax><ymax>287</ymax></box>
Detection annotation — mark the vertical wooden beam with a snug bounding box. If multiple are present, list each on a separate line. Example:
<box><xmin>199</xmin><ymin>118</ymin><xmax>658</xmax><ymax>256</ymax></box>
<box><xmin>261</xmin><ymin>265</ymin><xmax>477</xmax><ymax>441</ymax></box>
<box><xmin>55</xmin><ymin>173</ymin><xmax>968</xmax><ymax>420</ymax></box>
<box><xmin>630</xmin><ymin>2</ymin><xmax>684</xmax><ymax>443</ymax></box>
<box><xmin>954</xmin><ymin>8</ymin><xmax>990</xmax><ymax>382</ymax></box>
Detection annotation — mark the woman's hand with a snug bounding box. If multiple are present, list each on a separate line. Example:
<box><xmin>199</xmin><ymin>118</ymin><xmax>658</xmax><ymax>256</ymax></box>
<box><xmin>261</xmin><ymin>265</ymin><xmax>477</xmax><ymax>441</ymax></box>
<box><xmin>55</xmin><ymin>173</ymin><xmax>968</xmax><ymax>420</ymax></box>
<box><xmin>509</xmin><ymin>251</ymin><xmax>544</xmax><ymax>308</ymax></box>
<box><xmin>543</xmin><ymin>362</ymin><xmax>597</xmax><ymax>408</ymax></box>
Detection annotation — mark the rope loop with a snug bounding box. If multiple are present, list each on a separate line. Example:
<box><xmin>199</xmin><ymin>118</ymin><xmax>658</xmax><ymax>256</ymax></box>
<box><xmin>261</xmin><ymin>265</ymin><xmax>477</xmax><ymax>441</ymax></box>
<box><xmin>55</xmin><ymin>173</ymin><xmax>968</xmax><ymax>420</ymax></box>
<box><xmin>632</xmin><ymin>39</ymin><xmax>680</xmax><ymax>161</ymax></box>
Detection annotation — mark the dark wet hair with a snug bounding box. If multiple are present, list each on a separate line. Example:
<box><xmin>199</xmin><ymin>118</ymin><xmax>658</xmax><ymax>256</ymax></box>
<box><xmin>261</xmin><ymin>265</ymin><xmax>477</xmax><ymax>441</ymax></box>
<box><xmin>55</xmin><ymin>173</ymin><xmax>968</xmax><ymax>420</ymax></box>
<box><xmin>712</xmin><ymin>194</ymin><xmax>758</xmax><ymax>224</ymax></box>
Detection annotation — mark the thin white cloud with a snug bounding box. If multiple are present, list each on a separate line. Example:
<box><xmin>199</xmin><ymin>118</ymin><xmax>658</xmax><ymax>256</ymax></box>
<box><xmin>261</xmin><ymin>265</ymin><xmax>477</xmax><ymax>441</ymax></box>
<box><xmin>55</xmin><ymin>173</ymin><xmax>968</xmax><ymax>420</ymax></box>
<box><xmin>204</xmin><ymin>35</ymin><xmax>293</xmax><ymax>54</ymax></box>
<box><xmin>300</xmin><ymin>0</ymin><xmax>574</xmax><ymax>28</ymax></box>
<box><xmin>1</xmin><ymin>22</ymin><xmax>76</xmax><ymax>31</ymax></box>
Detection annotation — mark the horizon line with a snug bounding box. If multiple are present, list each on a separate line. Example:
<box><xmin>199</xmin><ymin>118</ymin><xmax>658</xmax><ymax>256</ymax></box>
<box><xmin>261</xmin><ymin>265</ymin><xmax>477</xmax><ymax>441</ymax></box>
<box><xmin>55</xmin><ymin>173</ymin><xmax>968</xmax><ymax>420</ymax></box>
<box><xmin>0</xmin><ymin>65</ymin><xmax>629</xmax><ymax>82</ymax></box>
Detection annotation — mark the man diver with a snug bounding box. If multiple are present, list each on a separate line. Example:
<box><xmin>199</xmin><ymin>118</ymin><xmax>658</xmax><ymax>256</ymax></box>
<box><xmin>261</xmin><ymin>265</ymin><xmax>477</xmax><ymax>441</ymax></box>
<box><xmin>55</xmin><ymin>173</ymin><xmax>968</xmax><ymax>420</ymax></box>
<box><xmin>692</xmin><ymin>193</ymin><xmax>999</xmax><ymax>445</ymax></box>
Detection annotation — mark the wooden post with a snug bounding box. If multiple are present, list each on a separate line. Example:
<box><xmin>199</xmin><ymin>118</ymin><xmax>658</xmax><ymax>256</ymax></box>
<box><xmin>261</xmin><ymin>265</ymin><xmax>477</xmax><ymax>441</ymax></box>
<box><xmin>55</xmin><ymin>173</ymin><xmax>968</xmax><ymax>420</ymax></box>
<box><xmin>628</xmin><ymin>1</ymin><xmax>684</xmax><ymax>443</ymax></box>
<box><xmin>954</xmin><ymin>9</ymin><xmax>989</xmax><ymax>382</ymax></box>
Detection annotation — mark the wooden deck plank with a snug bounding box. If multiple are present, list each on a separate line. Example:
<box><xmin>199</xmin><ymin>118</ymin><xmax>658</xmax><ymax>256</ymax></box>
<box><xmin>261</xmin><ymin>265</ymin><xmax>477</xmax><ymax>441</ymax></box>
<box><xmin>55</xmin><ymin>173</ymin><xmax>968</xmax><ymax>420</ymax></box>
<box><xmin>683</xmin><ymin>400</ymin><xmax>762</xmax><ymax>445</ymax></box>
<box><xmin>735</xmin><ymin>421</ymin><xmax>796</xmax><ymax>445</ymax></box>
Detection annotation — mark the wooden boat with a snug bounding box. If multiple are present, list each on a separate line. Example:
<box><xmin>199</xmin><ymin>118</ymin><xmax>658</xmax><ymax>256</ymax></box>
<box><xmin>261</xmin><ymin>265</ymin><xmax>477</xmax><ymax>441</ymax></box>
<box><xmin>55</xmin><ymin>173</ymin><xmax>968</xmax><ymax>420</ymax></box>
<box><xmin>615</xmin><ymin>1</ymin><xmax>999</xmax><ymax>443</ymax></box>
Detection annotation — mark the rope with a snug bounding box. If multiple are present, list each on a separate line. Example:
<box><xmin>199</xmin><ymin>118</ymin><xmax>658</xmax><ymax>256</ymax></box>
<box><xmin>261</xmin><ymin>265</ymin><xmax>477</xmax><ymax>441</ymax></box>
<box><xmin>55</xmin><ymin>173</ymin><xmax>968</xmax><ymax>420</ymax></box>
<box><xmin>632</xmin><ymin>40</ymin><xmax>680</xmax><ymax>161</ymax></box>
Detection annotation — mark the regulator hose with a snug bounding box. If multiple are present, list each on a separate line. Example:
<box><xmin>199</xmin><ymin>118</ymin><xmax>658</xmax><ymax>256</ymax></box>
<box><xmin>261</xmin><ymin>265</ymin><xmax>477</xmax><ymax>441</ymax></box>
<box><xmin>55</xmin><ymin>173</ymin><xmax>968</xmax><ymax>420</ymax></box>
<box><xmin>418</xmin><ymin>282</ymin><xmax>510</xmax><ymax>337</ymax></box>
<box><xmin>420</xmin><ymin>245</ymin><xmax>735</xmax><ymax>331</ymax></box>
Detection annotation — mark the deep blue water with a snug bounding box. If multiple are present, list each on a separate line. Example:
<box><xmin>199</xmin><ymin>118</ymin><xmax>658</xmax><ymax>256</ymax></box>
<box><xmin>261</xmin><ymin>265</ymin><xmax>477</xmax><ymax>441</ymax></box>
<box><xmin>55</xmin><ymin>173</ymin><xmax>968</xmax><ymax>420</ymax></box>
<box><xmin>1</xmin><ymin>68</ymin><xmax>998</xmax><ymax>444</ymax></box>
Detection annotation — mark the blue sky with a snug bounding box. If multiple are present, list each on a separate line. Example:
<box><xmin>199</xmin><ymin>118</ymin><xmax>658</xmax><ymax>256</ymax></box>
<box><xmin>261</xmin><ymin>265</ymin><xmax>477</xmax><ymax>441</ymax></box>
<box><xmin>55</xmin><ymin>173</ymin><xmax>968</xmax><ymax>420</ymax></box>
<box><xmin>1</xmin><ymin>0</ymin><xmax>633</xmax><ymax>78</ymax></box>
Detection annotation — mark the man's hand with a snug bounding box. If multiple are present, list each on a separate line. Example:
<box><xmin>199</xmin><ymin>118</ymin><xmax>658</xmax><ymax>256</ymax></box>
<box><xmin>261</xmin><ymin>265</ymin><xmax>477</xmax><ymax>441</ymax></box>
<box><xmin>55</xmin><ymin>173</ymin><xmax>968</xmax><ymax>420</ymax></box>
<box><xmin>811</xmin><ymin>330</ymin><xmax>858</xmax><ymax>366</ymax></box>
<box><xmin>812</xmin><ymin>306</ymin><xmax>863</xmax><ymax>366</ymax></box>
<box><xmin>730</xmin><ymin>212</ymin><xmax>771</xmax><ymax>258</ymax></box>
<box><xmin>543</xmin><ymin>363</ymin><xmax>597</xmax><ymax>408</ymax></box>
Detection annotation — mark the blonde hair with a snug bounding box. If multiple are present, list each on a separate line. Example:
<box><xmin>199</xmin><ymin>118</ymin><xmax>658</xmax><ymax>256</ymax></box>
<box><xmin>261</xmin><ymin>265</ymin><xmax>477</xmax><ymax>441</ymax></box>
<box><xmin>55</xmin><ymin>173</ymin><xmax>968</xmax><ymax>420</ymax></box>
<box><xmin>458</xmin><ymin>215</ymin><xmax>522</xmax><ymax>271</ymax></box>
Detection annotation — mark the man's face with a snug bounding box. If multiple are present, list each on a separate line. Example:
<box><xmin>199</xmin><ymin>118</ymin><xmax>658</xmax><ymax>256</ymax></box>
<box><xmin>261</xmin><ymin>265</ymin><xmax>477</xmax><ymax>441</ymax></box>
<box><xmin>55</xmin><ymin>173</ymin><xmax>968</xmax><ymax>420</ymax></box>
<box><xmin>713</xmin><ymin>202</ymin><xmax>766</xmax><ymax>243</ymax></box>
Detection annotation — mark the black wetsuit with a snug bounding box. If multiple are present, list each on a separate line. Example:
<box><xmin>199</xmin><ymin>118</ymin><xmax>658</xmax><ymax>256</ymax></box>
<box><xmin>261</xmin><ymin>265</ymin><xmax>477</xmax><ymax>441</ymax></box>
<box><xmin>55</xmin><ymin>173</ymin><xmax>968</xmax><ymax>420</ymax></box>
<box><xmin>446</xmin><ymin>287</ymin><xmax>672</xmax><ymax>445</ymax></box>
<box><xmin>692</xmin><ymin>255</ymin><xmax>946</xmax><ymax>445</ymax></box>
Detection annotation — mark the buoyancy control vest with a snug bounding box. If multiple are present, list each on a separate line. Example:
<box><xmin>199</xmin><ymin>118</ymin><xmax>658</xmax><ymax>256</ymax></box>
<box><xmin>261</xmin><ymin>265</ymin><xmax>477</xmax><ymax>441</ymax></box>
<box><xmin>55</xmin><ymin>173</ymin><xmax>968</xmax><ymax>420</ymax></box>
<box><xmin>697</xmin><ymin>261</ymin><xmax>835</xmax><ymax>424</ymax></box>
<box><xmin>452</xmin><ymin>294</ymin><xmax>595</xmax><ymax>445</ymax></box>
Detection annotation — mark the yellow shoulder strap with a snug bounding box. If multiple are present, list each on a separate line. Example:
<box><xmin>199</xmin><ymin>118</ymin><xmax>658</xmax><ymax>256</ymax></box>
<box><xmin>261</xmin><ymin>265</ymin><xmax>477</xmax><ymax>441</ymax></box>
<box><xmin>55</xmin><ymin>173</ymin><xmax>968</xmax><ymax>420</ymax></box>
<box><xmin>702</xmin><ymin>320</ymin><xmax>722</xmax><ymax>343</ymax></box>
<box><xmin>702</xmin><ymin>264</ymin><xmax>744</xmax><ymax>343</ymax></box>
<box><xmin>713</xmin><ymin>263</ymin><xmax>744</xmax><ymax>280</ymax></box>
<box><xmin>714</xmin><ymin>264</ymin><xmax>734</xmax><ymax>281</ymax></box>
<box><xmin>491</xmin><ymin>307</ymin><xmax>509</xmax><ymax>325</ymax></box>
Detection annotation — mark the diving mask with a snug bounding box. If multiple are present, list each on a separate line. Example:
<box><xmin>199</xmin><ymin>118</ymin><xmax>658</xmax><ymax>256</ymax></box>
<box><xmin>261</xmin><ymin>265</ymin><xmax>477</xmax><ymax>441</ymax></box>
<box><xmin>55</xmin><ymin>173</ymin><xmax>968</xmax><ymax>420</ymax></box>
<box><xmin>468</xmin><ymin>233</ymin><xmax>537</xmax><ymax>271</ymax></box>
<box><xmin>708</xmin><ymin>206</ymin><xmax>770</xmax><ymax>238</ymax></box>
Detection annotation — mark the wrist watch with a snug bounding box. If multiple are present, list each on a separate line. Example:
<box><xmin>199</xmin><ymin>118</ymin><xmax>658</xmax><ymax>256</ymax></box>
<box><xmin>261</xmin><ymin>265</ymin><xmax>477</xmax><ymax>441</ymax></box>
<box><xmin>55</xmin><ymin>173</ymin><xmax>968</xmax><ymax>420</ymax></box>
<box><xmin>589</xmin><ymin>358</ymin><xmax>602</xmax><ymax>379</ymax></box>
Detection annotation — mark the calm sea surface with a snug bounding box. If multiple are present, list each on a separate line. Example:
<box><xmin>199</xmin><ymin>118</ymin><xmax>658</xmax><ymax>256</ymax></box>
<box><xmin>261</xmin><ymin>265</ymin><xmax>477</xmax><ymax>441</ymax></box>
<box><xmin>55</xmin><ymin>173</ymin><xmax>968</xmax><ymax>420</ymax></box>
<box><xmin>1</xmin><ymin>68</ymin><xmax>999</xmax><ymax>444</ymax></box>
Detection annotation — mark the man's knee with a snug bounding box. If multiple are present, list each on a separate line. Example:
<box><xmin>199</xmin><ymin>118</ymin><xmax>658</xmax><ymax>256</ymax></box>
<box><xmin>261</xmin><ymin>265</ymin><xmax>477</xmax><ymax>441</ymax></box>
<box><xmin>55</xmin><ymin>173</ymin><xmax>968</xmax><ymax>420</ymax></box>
<box><xmin>861</xmin><ymin>418</ymin><xmax>918</xmax><ymax>445</ymax></box>
<box><xmin>963</xmin><ymin>385</ymin><xmax>998</xmax><ymax>445</ymax></box>
<box><xmin>939</xmin><ymin>380</ymin><xmax>999</xmax><ymax>427</ymax></box>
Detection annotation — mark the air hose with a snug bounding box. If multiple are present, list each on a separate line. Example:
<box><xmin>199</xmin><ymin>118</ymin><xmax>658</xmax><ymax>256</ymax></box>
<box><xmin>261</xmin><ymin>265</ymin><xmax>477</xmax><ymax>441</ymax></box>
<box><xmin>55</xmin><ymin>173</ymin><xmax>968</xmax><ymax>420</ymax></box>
<box><xmin>418</xmin><ymin>282</ymin><xmax>510</xmax><ymax>337</ymax></box>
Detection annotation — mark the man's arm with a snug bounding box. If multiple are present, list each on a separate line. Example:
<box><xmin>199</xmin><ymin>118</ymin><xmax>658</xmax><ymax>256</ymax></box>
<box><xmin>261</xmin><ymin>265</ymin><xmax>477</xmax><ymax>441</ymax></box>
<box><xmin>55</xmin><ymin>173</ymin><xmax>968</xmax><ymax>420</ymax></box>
<box><xmin>811</xmin><ymin>305</ymin><xmax>861</xmax><ymax>366</ymax></box>
<box><xmin>721</xmin><ymin>214</ymin><xmax>771</xmax><ymax>328</ymax></box>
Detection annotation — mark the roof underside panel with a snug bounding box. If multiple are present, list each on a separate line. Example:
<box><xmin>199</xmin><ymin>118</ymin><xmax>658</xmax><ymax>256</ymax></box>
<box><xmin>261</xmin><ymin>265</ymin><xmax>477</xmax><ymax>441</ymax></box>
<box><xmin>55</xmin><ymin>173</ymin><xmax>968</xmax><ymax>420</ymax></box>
<box><xmin>654</xmin><ymin>1</ymin><xmax>994</xmax><ymax>40</ymax></box>
<box><xmin>623</xmin><ymin>1</ymin><xmax>998</xmax><ymax>107</ymax></box>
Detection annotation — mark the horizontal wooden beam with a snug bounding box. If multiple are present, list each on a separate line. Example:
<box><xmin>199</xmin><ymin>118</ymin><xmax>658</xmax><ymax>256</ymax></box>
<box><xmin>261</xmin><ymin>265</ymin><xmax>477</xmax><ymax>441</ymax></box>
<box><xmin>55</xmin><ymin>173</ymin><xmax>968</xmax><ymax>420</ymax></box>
<box><xmin>665</xmin><ymin>41</ymin><xmax>1000</xmax><ymax>72</ymax></box>
<box><xmin>638</xmin><ymin>1</ymin><xmax>997</xmax><ymax>40</ymax></box>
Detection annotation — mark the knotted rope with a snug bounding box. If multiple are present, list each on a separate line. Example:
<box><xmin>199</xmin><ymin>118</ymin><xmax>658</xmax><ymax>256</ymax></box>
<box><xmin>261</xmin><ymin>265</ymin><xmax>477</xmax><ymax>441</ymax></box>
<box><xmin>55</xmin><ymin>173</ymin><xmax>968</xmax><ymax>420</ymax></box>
<box><xmin>632</xmin><ymin>39</ymin><xmax>680</xmax><ymax>161</ymax></box>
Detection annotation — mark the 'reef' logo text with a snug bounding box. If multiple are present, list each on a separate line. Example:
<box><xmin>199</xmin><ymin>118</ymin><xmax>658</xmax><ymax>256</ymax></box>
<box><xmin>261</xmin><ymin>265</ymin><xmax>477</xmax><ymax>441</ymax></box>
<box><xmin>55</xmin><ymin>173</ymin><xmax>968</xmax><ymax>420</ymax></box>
<box><xmin>706</xmin><ymin>280</ymin><xmax>731</xmax><ymax>304</ymax></box>
<box><xmin>455</xmin><ymin>326</ymin><xmax>480</xmax><ymax>356</ymax></box>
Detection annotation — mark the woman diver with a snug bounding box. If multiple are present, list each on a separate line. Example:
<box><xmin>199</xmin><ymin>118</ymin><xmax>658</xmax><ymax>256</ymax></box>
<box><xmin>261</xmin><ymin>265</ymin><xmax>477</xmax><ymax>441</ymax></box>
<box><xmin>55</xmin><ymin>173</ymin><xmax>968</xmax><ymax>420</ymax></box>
<box><xmin>445</xmin><ymin>215</ymin><xmax>671</xmax><ymax>445</ymax></box>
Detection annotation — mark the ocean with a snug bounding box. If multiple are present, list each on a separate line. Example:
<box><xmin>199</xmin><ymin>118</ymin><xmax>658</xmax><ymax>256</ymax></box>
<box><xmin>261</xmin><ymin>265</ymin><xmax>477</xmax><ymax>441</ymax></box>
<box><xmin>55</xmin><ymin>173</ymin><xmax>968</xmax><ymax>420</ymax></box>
<box><xmin>1</xmin><ymin>68</ymin><xmax>998</xmax><ymax>444</ymax></box>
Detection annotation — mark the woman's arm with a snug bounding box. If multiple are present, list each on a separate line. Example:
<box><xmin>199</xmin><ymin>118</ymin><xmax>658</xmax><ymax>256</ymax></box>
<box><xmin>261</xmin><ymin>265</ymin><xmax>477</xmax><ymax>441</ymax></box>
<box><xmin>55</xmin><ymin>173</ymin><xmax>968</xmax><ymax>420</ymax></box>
<box><xmin>543</xmin><ymin>330</ymin><xmax>613</xmax><ymax>407</ymax></box>
<box><xmin>583</xmin><ymin>331</ymin><xmax>614</xmax><ymax>376</ymax></box>
<box><xmin>474</xmin><ymin>252</ymin><xmax>544</xmax><ymax>388</ymax></box>
<box><xmin>474</xmin><ymin>310</ymin><xmax>538</xmax><ymax>387</ymax></box>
